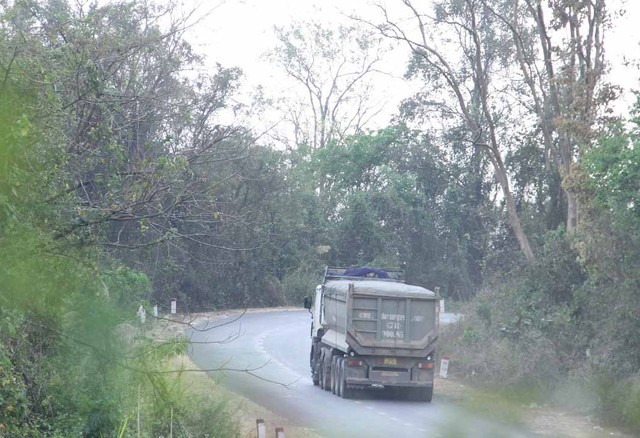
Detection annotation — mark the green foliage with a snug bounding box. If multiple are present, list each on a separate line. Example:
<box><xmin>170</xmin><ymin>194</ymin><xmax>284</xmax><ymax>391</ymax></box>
<box><xmin>290</xmin><ymin>126</ymin><xmax>495</xmax><ymax>298</ymax></box>
<box><xmin>572</xmin><ymin>105</ymin><xmax>640</xmax><ymax>378</ymax></box>
<box><xmin>0</xmin><ymin>0</ymin><xmax>638</xmax><ymax>434</ymax></box>
<box><xmin>590</xmin><ymin>372</ymin><xmax>640</xmax><ymax>431</ymax></box>
<box><xmin>0</xmin><ymin>0</ymin><xmax>243</xmax><ymax>434</ymax></box>
<box><xmin>0</xmin><ymin>336</ymin><xmax>29</xmax><ymax>435</ymax></box>
<box><xmin>441</xmin><ymin>230</ymin><xmax>587</xmax><ymax>388</ymax></box>
<box><xmin>282</xmin><ymin>265</ymin><xmax>323</xmax><ymax>305</ymax></box>
<box><xmin>582</xmin><ymin>121</ymin><xmax>640</xmax><ymax>230</ymax></box>
<box><xmin>101</xmin><ymin>266</ymin><xmax>152</xmax><ymax>308</ymax></box>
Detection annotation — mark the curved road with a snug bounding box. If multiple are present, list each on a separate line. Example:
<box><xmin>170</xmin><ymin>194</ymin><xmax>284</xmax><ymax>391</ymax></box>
<box><xmin>190</xmin><ymin>310</ymin><xmax>535</xmax><ymax>438</ymax></box>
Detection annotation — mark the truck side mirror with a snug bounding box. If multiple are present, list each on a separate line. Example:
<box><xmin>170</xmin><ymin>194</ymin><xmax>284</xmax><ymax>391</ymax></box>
<box><xmin>303</xmin><ymin>296</ymin><xmax>312</xmax><ymax>309</ymax></box>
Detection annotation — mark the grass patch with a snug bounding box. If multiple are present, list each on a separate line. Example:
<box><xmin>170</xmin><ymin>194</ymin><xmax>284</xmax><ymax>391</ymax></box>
<box><xmin>164</xmin><ymin>356</ymin><xmax>320</xmax><ymax>438</ymax></box>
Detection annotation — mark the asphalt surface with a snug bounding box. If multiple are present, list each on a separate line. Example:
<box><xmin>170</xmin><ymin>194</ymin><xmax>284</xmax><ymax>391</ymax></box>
<box><xmin>190</xmin><ymin>310</ymin><xmax>536</xmax><ymax>438</ymax></box>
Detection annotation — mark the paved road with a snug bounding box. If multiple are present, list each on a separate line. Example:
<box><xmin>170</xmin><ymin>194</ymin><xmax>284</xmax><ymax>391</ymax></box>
<box><xmin>190</xmin><ymin>310</ymin><xmax>535</xmax><ymax>438</ymax></box>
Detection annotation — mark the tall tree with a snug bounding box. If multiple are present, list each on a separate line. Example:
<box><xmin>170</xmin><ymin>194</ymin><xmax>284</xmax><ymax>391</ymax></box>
<box><xmin>372</xmin><ymin>0</ymin><xmax>536</xmax><ymax>260</ymax></box>
<box><xmin>480</xmin><ymin>0</ymin><xmax>611</xmax><ymax>231</ymax></box>
<box><xmin>269</xmin><ymin>21</ymin><xmax>386</xmax><ymax>150</ymax></box>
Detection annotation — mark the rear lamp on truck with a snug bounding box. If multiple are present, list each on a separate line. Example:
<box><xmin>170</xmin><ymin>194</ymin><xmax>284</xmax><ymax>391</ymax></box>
<box><xmin>417</xmin><ymin>362</ymin><xmax>434</xmax><ymax>369</ymax></box>
<box><xmin>417</xmin><ymin>355</ymin><xmax>435</xmax><ymax>369</ymax></box>
<box><xmin>347</xmin><ymin>358</ymin><xmax>364</xmax><ymax>367</ymax></box>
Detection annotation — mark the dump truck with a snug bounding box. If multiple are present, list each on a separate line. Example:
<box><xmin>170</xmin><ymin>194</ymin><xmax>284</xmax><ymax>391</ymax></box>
<box><xmin>303</xmin><ymin>267</ymin><xmax>439</xmax><ymax>401</ymax></box>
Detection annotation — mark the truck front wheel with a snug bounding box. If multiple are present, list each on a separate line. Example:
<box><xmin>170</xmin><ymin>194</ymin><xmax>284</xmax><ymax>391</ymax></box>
<box><xmin>309</xmin><ymin>345</ymin><xmax>314</xmax><ymax>368</ymax></box>
<box><xmin>310</xmin><ymin>346</ymin><xmax>319</xmax><ymax>386</ymax></box>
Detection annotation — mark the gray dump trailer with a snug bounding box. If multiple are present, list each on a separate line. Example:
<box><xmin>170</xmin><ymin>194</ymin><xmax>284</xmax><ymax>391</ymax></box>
<box><xmin>304</xmin><ymin>267</ymin><xmax>439</xmax><ymax>401</ymax></box>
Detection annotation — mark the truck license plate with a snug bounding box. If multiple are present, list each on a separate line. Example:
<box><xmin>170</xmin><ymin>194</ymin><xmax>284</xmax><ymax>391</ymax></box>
<box><xmin>384</xmin><ymin>357</ymin><xmax>397</xmax><ymax>365</ymax></box>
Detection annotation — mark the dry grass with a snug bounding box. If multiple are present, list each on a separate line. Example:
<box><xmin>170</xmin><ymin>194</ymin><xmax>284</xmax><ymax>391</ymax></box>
<box><xmin>153</xmin><ymin>308</ymin><xmax>319</xmax><ymax>438</ymax></box>
<box><xmin>166</xmin><ymin>355</ymin><xmax>319</xmax><ymax>438</ymax></box>
<box><xmin>435</xmin><ymin>375</ymin><xmax>631</xmax><ymax>438</ymax></box>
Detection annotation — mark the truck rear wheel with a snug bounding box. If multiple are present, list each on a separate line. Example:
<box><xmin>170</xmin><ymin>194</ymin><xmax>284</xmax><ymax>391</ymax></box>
<box><xmin>320</xmin><ymin>351</ymin><xmax>331</xmax><ymax>391</ymax></box>
<box><xmin>411</xmin><ymin>387</ymin><xmax>433</xmax><ymax>402</ymax></box>
<box><xmin>319</xmin><ymin>366</ymin><xmax>326</xmax><ymax>390</ymax></box>
<box><xmin>335</xmin><ymin>358</ymin><xmax>343</xmax><ymax>397</ymax></box>
<box><xmin>318</xmin><ymin>351</ymin><xmax>326</xmax><ymax>390</ymax></box>
<box><xmin>339</xmin><ymin>358</ymin><xmax>354</xmax><ymax>399</ymax></box>
<box><xmin>331</xmin><ymin>356</ymin><xmax>338</xmax><ymax>394</ymax></box>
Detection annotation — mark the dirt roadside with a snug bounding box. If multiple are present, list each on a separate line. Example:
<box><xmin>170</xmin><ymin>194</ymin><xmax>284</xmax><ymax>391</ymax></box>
<box><xmin>166</xmin><ymin>355</ymin><xmax>319</xmax><ymax>438</ymax></box>
<box><xmin>435</xmin><ymin>376</ymin><xmax>631</xmax><ymax>438</ymax></box>
<box><xmin>150</xmin><ymin>308</ymin><xmax>631</xmax><ymax>438</ymax></box>
<box><xmin>151</xmin><ymin>308</ymin><xmax>319</xmax><ymax>438</ymax></box>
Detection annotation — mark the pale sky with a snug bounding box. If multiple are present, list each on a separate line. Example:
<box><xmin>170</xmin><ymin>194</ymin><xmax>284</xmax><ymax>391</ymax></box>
<box><xmin>179</xmin><ymin>0</ymin><xmax>640</xmax><ymax>129</ymax></box>
<box><xmin>183</xmin><ymin>0</ymin><xmax>411</xmax><ymax>134</ymax></box>
<box><xmin>187</xmin><ymin>0</ymin><xmax>378</xmax><ymax>74</ymax></box>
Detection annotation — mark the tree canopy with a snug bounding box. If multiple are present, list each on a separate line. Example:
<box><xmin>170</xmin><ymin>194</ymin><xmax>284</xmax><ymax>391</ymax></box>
<box><xmin>2</xmin><ymin>0</ymin><xmax>640</xmax><ymax>434</ymax></box>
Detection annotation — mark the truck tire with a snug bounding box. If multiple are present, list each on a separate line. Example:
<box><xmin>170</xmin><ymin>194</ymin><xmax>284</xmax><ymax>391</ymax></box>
<box><xmin>318</xmin><ymin>351</ymin><xmax>326</xmax><ymax>390</ymax></box>
<box><xmin>424</xmin><ymin>387</ymin><xmax>433</xmax><ymax>402</ymax></box>
<box><xmin>339</xmin><ymin>358</ymin><xmax>354</xmax><ymax>399</ymax></box>
<box><xmin>331</xmin><ymin>355</ymin><xmax>337</xmax><ymax>394</ymax></box>
<box><xmin>310</xmin><ymin>346</ymin><xmax>319</xmax><ymax>386</ymax></box>
<box><xmin>319</xmin><ymin>365</ymin><xmax>326</xmax><ymax>390</ymax></box>
<box><xmin>412</xmin><ymin>387</ymin><xmax>433</xmax><ymax>402</ymax></box>
<box><xmin>312</xmin><ymin>363</ymin><xmax>320</xmax><ymax>386</ymax></box>
<box><xmin>335</xmin><ymin>357</ymin><xmax>343</xmax><ymax>397</ymax></box>
<box><xmin>321</xmin><ymin>351</ymin><xmax>331</xmax><ymax>391</ymax></box>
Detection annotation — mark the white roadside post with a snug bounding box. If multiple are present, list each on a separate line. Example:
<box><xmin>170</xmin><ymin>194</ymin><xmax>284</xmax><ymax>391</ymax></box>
<box><xmin>439</xmin><ymin>355</ymin><xmax>450</xmax><ymax>379</ymax></box>
<box><xmin>275</xmin><ymin>426</ymin><xmax>285</xmax><ymax>438</ymax></box>
<box><xmin>137</xmin><ymin>305</ymin><xmax>146</xmax><ymax>324</ymax></box>
<box><xmin>433</xmin><ymin>287</ymin><xmax>444</xmax><ymax>312</ymax></box>
<box><xmin>170</xmin><ymin>298</ymin><xmax>177</xmax><ymax>315</ymax></box>
<box><xmin>256</xmin><ymin>419</ymin><xmax>265</xmax><ymax>438</ymax></box>
<box><xmin>153</xmin><ymin>304</ymin><xmax>158</xmax><ymax>318</ymax></box>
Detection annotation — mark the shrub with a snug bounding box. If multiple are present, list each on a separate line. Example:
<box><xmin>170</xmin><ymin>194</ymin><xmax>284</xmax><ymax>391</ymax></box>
<box><xmin>282</xmin><ymin>267</ymin><xmax>322</xmax><ymax>305</ymax></box>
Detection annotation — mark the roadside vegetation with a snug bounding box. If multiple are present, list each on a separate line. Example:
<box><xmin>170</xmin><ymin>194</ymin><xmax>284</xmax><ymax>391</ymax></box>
<box><xmin>1</xmin><ymin>0</ymin><xmax>640</xmax><ymax>435</ymax></box>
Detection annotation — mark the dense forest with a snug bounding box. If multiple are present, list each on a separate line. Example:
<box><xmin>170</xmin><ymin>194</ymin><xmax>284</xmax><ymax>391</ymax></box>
<box><xmin>1</xmin><ymin>0</ymin><xmax>640</xmax><ymax>435</ymax></box>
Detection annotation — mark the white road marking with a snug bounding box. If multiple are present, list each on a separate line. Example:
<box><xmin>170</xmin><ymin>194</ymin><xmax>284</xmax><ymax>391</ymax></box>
<box><xmin>251</xmin><ymin>327</ymin><xmax>309</xmax><ymax>387</ymax></box>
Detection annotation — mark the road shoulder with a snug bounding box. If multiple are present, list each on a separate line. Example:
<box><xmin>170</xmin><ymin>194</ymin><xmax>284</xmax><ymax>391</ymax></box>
<box><xmin>152</xmin><ymin>308</ymin><xmax>320</xmax><ymax>437</ymax></box>
<box><xmin>435</xmin><ymin>376</ymin><xmax>631</xmax><ymax>438</ymax></box>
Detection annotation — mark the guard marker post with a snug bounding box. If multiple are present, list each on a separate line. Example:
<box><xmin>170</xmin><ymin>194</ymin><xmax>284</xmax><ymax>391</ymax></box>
<box><xmin>137</xmin><ymin>305</ymin><xmax>146</xmax><ymax>324</ymax></box>
<box><xmin>170</xmin><ymin>298</ymin><xmax>177</xmax><ymax>315</ymax></box>
<box><xmin>275</xmin><ymin>426</ymin><xmax>285</xmax><ymax>438</ymax></box>
<box><xmin>439</xmin><ymin>356</ymin><xmax>450</xmax><ymax>379</ymax></box>
<box><xmin>256</xmin><ymin>419</ymin><xmax>265</xmax><ymax>438</ymax></box>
